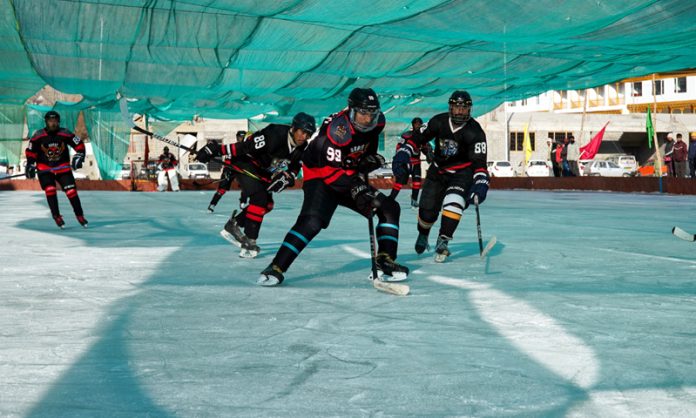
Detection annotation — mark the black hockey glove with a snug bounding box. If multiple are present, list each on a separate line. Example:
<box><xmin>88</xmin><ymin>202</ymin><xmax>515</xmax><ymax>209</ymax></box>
<box><xmin>392</xmin><ymin>149</ymin><xmax>411</xmax><ymax>178</ymax></box>
<box><xmin>357</xmin><ymin>154</ymin><xmax>385</xmax><ymax>174</ymax></box>
<box><xmin>71</xmin><ymin>153</ymin><xmax>85</xmax><ymax>170</ymax></box>
<box><xmin>350</xmin><ymin>176</ymin><xmax>377</xmax><ymax>215</ymax></box>
<box><xmin>467</xmin><ymin>172</ymin><xmax>490</xmax><ymax>205</ymax></box>
<box><xmin>25</xmin><ymin>162</ymin><xmax>36</xmax><ymax>179</ymax></box>
<box><xmin>195</xmin><ymin>142</ymin><xmax>220</xmax><ymax>163</ymax></box>
<box><xmin>267</xmin><ymin>171</ymin><xmax>295</xmax><ymax>193</ymax></box>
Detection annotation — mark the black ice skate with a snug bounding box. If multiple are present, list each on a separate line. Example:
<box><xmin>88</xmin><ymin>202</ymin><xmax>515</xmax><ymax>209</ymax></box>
<box><xmin>219</xmin><ymin>210</ymin><xmax>246</xmax><ymax>247</ymax></box>
<box><xmin>410</xmin><ymin>198</ymin><xmax>419</xmax><ymax>209</ymax></box>
<box><xmin>207</xmin><ymin>204</ymin><xmax>216</xmax><ymax>213</ymax></box>
<box><xmin>53</xmin><ymin>214</ymin><xmax>65</xmax><ymax>229</ymax></box>
<box><xmin>240</xmin><ymin>238</ymin><xmax>260</xmax><ymax>259</ymax></box>
<box><xmin>76</xmin><ymin>215</ymin><xmax>88</xmax><ymax>228</ymax></box>
<box><xmin>372</xmin><ymin>253</ymin><xmax>409</xmax><ymax>282</ymax></box>
<box><xmin>257</xmin><ymin>264</ymin><xmax>284</xmax><ymax>286</ymax></box>
<box><xmin>434</xmin><ymin>235</ymin><xmax>451</xmax><ymax>263</ymax></box>
<box><xmin>415</xmin><ymin>232</ymin><xmax>430</xmax><ymax>254</ymax></box>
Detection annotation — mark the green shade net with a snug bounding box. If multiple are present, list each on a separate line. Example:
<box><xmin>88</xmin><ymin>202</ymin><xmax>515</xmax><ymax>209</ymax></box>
<box><xmin>0</xmin><ymin>0</ymin><xmax>694</xmax><ymax>160</ymax></box>
<box><xmin>0</xmin><ymin>104</ymin><xmax>24</xmax><ymax>166</ymax></box>
<box><xmin>83</xmin><ymin>107</ymin><xmax>131</xmax><ymax>180</ymax></box>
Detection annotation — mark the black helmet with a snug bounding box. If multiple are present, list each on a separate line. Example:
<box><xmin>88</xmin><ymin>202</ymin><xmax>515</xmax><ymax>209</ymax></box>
<box><xmin>347</xmin><ymin>88</ymin><xmax>380</xmax><ymax>132</ymax></box>
<box><xmin>44</xmin><ymin>110</ymin><xmax>60</xmax><ymax>121</ymax></box>
<box><xmin>448</xmin><ymin>90</ymin><xmax>472</xmax><ymax>124</ymax></box>
<box><xmin>163</xmin><ymin>146</ymin><xmax>169</xmax><ymax>152</ymax></box>
<box><xmin>411</xmin><ymin>117</ymin><xmax>423</xmax><ymax>125</ymax></box>
<box><xmin>291</xmin><ymin>112</ymin><xmax>316</xmax><ymax>135</ymax></box>
<box><xmin>236</xmin><ymin>130</ymin><xmax>247</xmax><ymax>138</ymax></box>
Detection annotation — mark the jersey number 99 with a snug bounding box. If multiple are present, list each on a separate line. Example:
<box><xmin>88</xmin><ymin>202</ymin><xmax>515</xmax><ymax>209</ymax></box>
<box><xmin>327</xmin><ymin>147</ymin><xmax>342</xmax><ymax>162</ymax></box>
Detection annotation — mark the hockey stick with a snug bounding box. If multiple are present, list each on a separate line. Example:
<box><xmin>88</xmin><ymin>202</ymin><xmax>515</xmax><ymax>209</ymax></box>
<box><xmin>474</xmin><ymin>196</ymin><xmax>497</xmax><ymax>259</ymax></box>
<box><xmin>118</xmin><ymin>97</ymin><xmax>262</xmax><ymax>182</ymax></box>
<box><xmin>672</xmin><ymin>226</ymin><xmax>696</xmax><ymax>242</ymax></box>
<box><xmin>364</xmin><ymin>173</ymin><xmax>409</xmax><ymax>296</ymax></box>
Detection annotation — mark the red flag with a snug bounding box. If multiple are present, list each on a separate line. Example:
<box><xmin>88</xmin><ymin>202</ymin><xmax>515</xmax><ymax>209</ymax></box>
<box><xmin>579</xmin><ymin>122</ymin><xmax>609</xmax><ymax>160</ymax></box>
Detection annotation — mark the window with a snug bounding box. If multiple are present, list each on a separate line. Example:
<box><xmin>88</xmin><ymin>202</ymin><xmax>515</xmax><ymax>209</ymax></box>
<box><xmin>654</xmin><ymin>79</ymin><xmax>664</xmax><ymax>96</ymax></box>
<box><xmin>549</xmin><ymin>132</ymin><xmax>573</xmax><ymax>143</ymax></box>
<box><xmin>632</xmin><ymin>82</ymin><xmax>643</xmax><ymax>97</ymax></box>
<box><xmin>509</xmin><ymin>132</ymin><xmax>535</xmax><ymax>151</ymax></box>
<box><xmin>675</xmin><ymin>77</ymin><xmax>687</xmax><ymax>93</ymax></box>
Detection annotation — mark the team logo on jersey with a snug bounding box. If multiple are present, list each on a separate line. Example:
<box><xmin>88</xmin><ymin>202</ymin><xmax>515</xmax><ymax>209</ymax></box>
<box><xmin>439</xmin><ymin>138</ymin><xmax>458</xmax><ymax>157</ymax></box>
<box><xmin>41</xmin><ymin>142</ymin><xmax>65</xmax><ymax>162</ymax></box>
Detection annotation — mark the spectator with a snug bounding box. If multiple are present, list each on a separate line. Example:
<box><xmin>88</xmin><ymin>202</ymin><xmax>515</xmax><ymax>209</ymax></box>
<box><xmin>555</xmin><ymin>141</ymin><xmax>564</xmax><ymax>176</ymax></box>
<box><xmin>566</xmin><ymin>135</ymin><xmax>580</xmax><ymax>176</ymax></box>
<box><xmin>688</xmin><ymin>132</ymin><xmax>696</xmax><ymax>178</ymax></box>
<box><xmin>664</xmin><ymin>133</ymin><xmax>675</xmax><ymax>177</ymax></box>
<box><xmin>673</xmin><ymin>133</ymin><xmax>688</xmax><ymax>178</ymax></box>
<box><xmin>549</xmin><ymin>137</ymin><xmax>560</xmax><ymax>177</ymax></box>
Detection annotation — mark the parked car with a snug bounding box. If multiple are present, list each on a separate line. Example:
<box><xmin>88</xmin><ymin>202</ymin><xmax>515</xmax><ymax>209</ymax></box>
<box><xmin>120</xmin><ymin>163</ymin><xmax>132</xmax><ymax>180</ymax></box>
<box><xmin>578</xmin><ymin>159</ymin><xmax>594</xmax><ymax>176</ymax></box>
<box><xmin>635</xmin><ymin>160</ymin><xmax>668</xmax><ymax>177</ymax></box>
<box><xmin>583</xmin><ymin>160</ymin><xmax>627</xmax><ymax>177</ymax></box>
<box><xmin>518</xmin><ymin>159</ymin><xmax>551</xmax><ymax>177</ymax></box>
<box><xmin>183</xmin><ymin>162</ymin><xmax>210</xmax><ymax>179</ymax></box>
<box><xmin>138</xmin><ymin>161</ymin><xmax>158</xmax><ymax>180</ymax></box>
<box><xmin>487</xmin><ymin>160</ymin><xmax>515</xmax><ymax>177</ymax></box>
<box><xmin>368</xmin><ymin>162</ymin><xmax>393</xmax><ymax>179</ymax></box>
<box><xmin>606</xmin><ymin>155</ymin><xmax>638</xmax><ymax>176</ymax></box>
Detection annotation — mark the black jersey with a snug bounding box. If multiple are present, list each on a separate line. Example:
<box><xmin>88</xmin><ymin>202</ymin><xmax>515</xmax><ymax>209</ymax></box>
<box><xmin>406</xmin><ymin>112</ymin><xmax>487</xmax><ymax>175</ymax></box>
<box><xmin>26</xmin><ymin>128</ymin><xmax>84</xmax><ymax>174</ymax></box>
<box><xmin>220</xmin><ymin>124</ymin><xmax>307</xmax><ymax>183</ymax></box>
<box><xmin>302</xmin><ymin>109</ymin><xmax>385</xmax><ymax>192</ymax></box>
<box><xmin>157</xmin><ymin>152</ymin><xmax>178</xmax><ymax>170</ymax></box>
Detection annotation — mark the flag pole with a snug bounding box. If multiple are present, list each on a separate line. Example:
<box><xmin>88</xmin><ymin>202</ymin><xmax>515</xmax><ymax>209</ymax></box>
<box><xmin>651</xmin><ymin>74</ymin><xmax>663</xmax><ymax>192</ymax></box>
<box><xmin>579</xmin><ymin>88</ymin><xmax>589</xmax><ymax>145</ymax></box>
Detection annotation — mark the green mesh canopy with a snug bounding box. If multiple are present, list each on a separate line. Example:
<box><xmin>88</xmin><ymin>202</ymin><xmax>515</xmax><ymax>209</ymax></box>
<box><xmin>0</xmin><ymin>104</ymin><xmax>24</xmax><ymax>166</ymax></box>
<box><xmin>1</xmin><ymin>1</ymin><xmax>695</xmax><ymax>123</ymax></box>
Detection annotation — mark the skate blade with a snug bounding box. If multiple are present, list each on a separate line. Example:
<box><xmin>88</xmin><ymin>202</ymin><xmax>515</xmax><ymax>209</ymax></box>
<box><xmin>239</xmin><ymin>249</ymin><xmax>259</xmax><ymax>259</ymax></box>
<box><xmin>368</xmin><ymin>270</ymin><xmax>408</xmax><ymax>282</ymax></box>
<box><xmin>372</xmin><ymin>279</ymin><xmax>410</xmax><ymax>296</ymax></box>
<box><xmin>434</xmin><ymin>252</ymin><xmax>449</xmax><ymax>263</ymax></box>
<box><xmin>257</xmin><ymin>274</ymin><xmax>281</xmax><ymax>287</ymax></box>
<box><xmin>220</xmin><ymin>230</ymin><xmax>243</xmax><ymax>248</ymax></box>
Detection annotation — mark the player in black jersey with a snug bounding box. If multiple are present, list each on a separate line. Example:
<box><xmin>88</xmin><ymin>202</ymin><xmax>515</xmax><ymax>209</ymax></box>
<box><xmin>25</xmin><ymin>111</ymin><xmax>88</xmax><ymax>228</ymax></box>
<box><xmin>258</xmin><ymin>88</ymin><xmax>409</xmax><ymax>287</ymax></box>
<box><xmin>390</xmin><ymin>117</ymin><xmax>432</xmax><ymax>208</ymax></box>
<box><xmin>196</xmin><ymin>113</ymin><xmax>315</xmax><ymax>258</ymax></box>
<box><xmin>392</xmin><ymin>90</ymin><xmax>489</xmax><ymax>262</ymax></box>
<box><xmin>207</xmin><ymin>130</ymin><xmax>246</xmax><ymax>213</ymax></box>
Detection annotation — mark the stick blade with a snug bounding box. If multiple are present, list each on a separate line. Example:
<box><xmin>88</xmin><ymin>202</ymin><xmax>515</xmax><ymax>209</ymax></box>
<box><xmin>480</xmin><ymin>236</ymin><xmax>497</xmax><ymax>259</ymax></box>
<box><xmin>672</xmin><ymin>227</ymin><xmax>696</xmax><ymax>242</ymax></box>
<box><xmin>373</xmin><ymin>279</ymin><xmax>410</xmax><ymax>296</ymax></box>
<box><xmin>118</xmin><ymin>97</ymin><xmax>137</xmax><ymax>129</ymax></box>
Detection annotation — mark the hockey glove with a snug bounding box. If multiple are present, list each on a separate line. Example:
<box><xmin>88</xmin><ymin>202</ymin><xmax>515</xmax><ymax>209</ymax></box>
<box><xmin>357</xmin><ymin>153</ymin><xmax>386</xmax><ymax>174</ymax></box>
<box><xmin>392</xmin><ymin>149</ymin><xmax>411</xmax><ymax>179</ymax></box>
<box><xmin>71</xmin><ymin>153</ymin><xmax>85</xmax><ymax>170</ymax></box>
<box><xmin>195</xmin><ymin>142</ymin><xmax>220</xmax><ymax>163</ymax></box>
<box><xmin>467</xmin><ymin>172</ymin><xmax>490</xmax><ymax>205</ymax></box>
<box><xmin>267</xmin><ymin>171</ymin><xmax>295</xmax><ymax>193</ymax></box>
<box><xmin>350</xmin><ymin>177</ymin><xmax>377</xmax><ymax>215</ymax></box>
<box><xmin>25</xmin><ymin>162</ymin><xmax>36</xmax><ymax>179</ymax></box>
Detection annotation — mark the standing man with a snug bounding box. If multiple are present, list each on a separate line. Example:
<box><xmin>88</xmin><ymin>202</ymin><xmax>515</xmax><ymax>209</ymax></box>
<box><xmin>25</xmin><ymin>111</ymin><xmax>88</xmax><ymax>228</ymax></box>
<box><xmin>390</xmin><ymin>117</ymin><xmax>431</xmax><ymax>208</ymax></box>
<box><xmin>196</xmin><ymin>113</ymin><xmax>316</xmax><ymax>258</ymax></box>
<box><xmin>664</xmin><ymin>133</ymin><xmax>675</xmax><ymax>177</ymax></box>
<box><xmin>207</xmin><ymin>130</ymin><xmax>247</xmax><ymax>212</ymax></box>
<box><xmin>673</xmin><ymin>133</ymin><xmax>688</xmax><ymax>178</ymax></box>
<box><xmin>257</xmin><ymin>88</ymin><xmax>408</xmax><ymax>286</ymax></box>
<box><xmin>688</xmin><ymin>132</ymin><xmax>696</xmax><ymax>178</ymax></box>
<box><xmin>393</xmin><ymin>90</ymin><xmax>489</xmax><ymax>263</ymax></box>
<box><xmin>157</xmin><ymin>146</ymin><xmax>180</xmax><ymax>192</ymax></box>
<box><xmin>566</xmin><ymin>135</ymin><xmax>580</xmax><ymax>176</ymax></box>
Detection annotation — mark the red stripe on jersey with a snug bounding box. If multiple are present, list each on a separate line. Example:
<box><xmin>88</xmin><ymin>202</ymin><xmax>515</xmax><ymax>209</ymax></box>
<box><xmin>245</xmin><ymin>213</ymin><xmax>263</xmax><ymax>222</ymax></box>
<box><xmin>246</xmin><ymin>204</ymin><xmax>266</xmax><ymax>216</ymax></box>
<box><xmin>302</xmin><ymin>165</ymin><xmax>342</xmax><ymax>182</ymax></box>
<box><xmin>74</xmin><ymin>143</ymin><xmax>85</xmax><ymax>152</ymax></box>
<box><xmin>25</xmin><ymin>150</ymin><xmax>37</xmax><ymax>158</ymax></box>
<box><xmin>440</xmin><ymin>162</ymin><xmax>472</xmax><ymax>173</ymax></box>
<box><xmin>474</xmin><ymin>167</ymin><xmax>488</xmax><ymax>175</ymax></box>
<box><xmin>324</xmin><ymin>169</ymin><xmax>345</xmax><ymax>185</ymax></box>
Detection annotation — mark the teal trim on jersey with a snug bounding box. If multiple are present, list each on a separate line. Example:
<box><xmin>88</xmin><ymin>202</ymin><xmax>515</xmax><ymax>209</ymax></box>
<box><xmin>377</xmin><ymin>235</ymin><xmax>399</xmax><ymax>243</ymax></box>
<box><xmin>289</xmin><ymin>230</ymin><xmax>309</xmax><ymax>244</ymax></box>
<box><xmin>377</xmin><ymin>223</ymin><xmax>399</xmax><ymax>230</ymax></box>
<box><xmin>282</xmin><ymin>242</ymin><xmax>300</xmax><ymax>255</ymax></box>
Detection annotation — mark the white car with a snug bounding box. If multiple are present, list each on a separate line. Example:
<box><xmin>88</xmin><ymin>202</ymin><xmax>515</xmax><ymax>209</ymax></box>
<box><xmin>120</xmin><ymin>163</ymin><xmax>132</xmax><ymax>180</ymax></box>
<box><xmin>520</xmin><ymin>160</ymin><xmax>551</xmax><ymax>177</ymax></box>
<box><xmin>583</xmin><ymin>160</ymin><xmax>627</xmax><ymax>177</ymax></box>
<box><xmin>487</xmin><ymin>160</ymin><xmax>515</xmax><ymax>177</ymax></box>
<box><xmin>183</xmin><ymin>162</ymin><xmax>210</xmax><ymax>179</ymax></box>
<box><xmin>606</xmin><ymin>155</ymin><xmax>638</xmax><ymax>176</ymax></box>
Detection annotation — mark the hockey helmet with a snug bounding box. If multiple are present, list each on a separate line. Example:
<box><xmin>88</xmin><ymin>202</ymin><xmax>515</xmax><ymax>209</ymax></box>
<box><xmin>448</xmin><ymin>90</ymin><xmax>472</xmax><ymax>125</ymax></box>
<box><xmin>348</xmin><ymin>88</ymin><xmax>381</xmax><ymax>132</ymax></box>
<box><xmin>44</xmin><ymin>110</ymin><xmax>60</xmax><ymax>121</ymax></box>
<box><xmin>291</xmin><ymin>112</ymin><xmax>317</xmax><ymax>135</ymax></box>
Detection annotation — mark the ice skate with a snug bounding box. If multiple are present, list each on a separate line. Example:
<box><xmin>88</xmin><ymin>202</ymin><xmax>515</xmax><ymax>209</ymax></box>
<box><xmin>257</xmin><ymin>264</ymin><xmax>284</xmax><ymax>286</ymax></box>
<box><xmin>434</xmin><ymin>235</ymin><xmax>451</xmax><ymax>263</ymax></box>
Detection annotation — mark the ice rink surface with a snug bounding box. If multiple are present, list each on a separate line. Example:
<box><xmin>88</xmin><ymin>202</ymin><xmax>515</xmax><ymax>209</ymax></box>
<box><xmin>1</xmin><ymin>189</ymin><xmax>695</xmax><ymax>417</ymax></box>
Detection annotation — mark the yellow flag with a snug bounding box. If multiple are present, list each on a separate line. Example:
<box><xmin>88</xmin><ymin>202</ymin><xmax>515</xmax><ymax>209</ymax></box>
<box><xmin>523</xmin><ymin>123</ymin><xmax>532</xmax><ymax>164</ymax></box>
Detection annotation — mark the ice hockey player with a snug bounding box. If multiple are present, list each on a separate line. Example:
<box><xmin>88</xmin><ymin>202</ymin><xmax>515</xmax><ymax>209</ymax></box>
<box><xmin>196</xmin><ymin>113</ymin><xmax>316</xmax><ymax>258</ymax></box>
<box><xmin>392</xmin><ymin>90</ymin><xmax>489</xmax><ymax>262</ymax></box>
<box><xmin>25</xmin><ymin>110</ymin><xmax>88</xmax><ymax>228</ymax></box>
<box><xmin>157</xmin><ymin>146</ymin><xmax>179</xmax><ymax>192</ymax></box>
<box><xmin>258</xmin><ymin>88</ymin><xmax>409</xmax><ymax>286</ymax></box>
<box><xmin>207</xmin><ymin>130</ymin><xmax>247</xmax><ymax>213</ymax></box>
<box><xmin>390</xmin><ymin>117</ymin><xmax>432</xmax><ymax>208</ymax></box>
